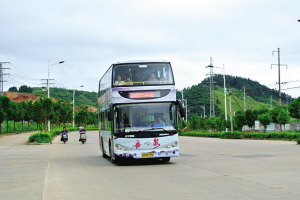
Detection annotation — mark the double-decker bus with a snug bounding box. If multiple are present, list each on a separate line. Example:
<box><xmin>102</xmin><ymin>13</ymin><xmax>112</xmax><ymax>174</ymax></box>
<box><xmin>98</xmin><ymin>60</ymin><xmax>185</xmax><ymax>163</ymax></box>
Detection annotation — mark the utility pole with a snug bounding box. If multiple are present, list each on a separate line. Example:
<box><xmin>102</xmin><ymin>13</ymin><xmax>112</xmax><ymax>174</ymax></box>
<box><xmin>244</xmin><ymin>86</ymin><xmax>246</xmax><ymax>111</ymax></box>
<box><xmin>0</xmin><ymin>62</ymin><xmax>10</xmax><ymax>96</ymax></box>
<box><xmin>206</xmin><ymin>57</ymin><xmax>215</xmax><ymax>118</ymax></box>
<box><xmin>271</xmin><ymin>48</ymin><xmax>287</xmax><ymax>106</ymax></box>
<box><xmin>0</xmin><ymin>62</ymin><xmax>10</xmax><ymax>130</ymax></box>
<box><xmin>228</xmin><ymin>89</ymin><xmax>233</xmax><ymax>134</ymax></box>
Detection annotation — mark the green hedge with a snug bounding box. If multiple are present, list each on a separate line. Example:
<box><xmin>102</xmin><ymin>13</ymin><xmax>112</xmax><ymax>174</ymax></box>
<box><xmin>179</xmin><ymin>130</ymin><xmax>300</xmax><ymax>141</ymax></box>
<box><xmin>243</xmin><ymin>131</ymin><xmax>300</xmax><ymax>140</ymax></box>
<box><xmin>179</xmin><ymin>131</ymin><xmax>221</xmax><ymax>138</ymax></box>
<box><xmin>220</xmin><ymin>132</ymin><xmax>242</xmax><ymax>139</ymax></box>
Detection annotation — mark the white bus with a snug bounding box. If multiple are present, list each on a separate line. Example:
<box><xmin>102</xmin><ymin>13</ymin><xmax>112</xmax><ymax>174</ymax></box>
<box><xmin>98</xmin><ymin>60</ymin><xmax>185</xmax><ymax>163</ymax></box>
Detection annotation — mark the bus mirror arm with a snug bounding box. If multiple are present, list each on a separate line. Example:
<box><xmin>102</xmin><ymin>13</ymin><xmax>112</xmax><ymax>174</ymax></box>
<box><xmin>108</xmin><ymin>103</ymin><xmax>113</xmax><ymax>121</ymax></box>
<box><xmin>177</xmin><ymin>100</ymin><xmax>186</xmax><ymax>118</ymax></box>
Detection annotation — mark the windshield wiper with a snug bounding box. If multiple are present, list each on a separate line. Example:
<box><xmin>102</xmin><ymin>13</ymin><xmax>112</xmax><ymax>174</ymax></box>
<box><xmin>147</xmin><ymin>127</ymin><xmax>174</xmax><ymax>134</ymax></box>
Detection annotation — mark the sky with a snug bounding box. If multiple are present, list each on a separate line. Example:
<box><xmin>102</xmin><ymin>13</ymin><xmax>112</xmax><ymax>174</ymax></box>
<box><xmin>1</xmin><ymin>0</ymin><xmax>300</xmax><ymax>100</ymax></box>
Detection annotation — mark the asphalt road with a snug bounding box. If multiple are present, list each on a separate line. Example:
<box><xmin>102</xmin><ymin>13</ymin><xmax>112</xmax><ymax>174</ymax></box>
<box><xmin>1</xmin><ymin>131</ymin><xmax>300</xmax><ymax>200</ymax></box>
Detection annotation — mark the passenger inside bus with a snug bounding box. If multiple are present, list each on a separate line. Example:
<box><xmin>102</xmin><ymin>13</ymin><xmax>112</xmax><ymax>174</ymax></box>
<box><xmin>125</xmin><ymin>77</ymin><xmax>133</xmax><ymax>85</ymax></box>
<box><xmin>115</xmin><ymin>74</ymin><xmax>125</xmax><ymax>85</ymax></box>
<box><xmin>147</xmin><ymin>72</ymin><xmax>157</xmax><ymax>84</ymax></box>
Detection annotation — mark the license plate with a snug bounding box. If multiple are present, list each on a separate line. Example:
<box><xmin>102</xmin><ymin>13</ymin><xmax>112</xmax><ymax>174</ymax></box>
<box><xmin>142</xmin><ymin>153</ymin><xmax>153</xmax><ymax>157</ymax></box>
<box><xmin>81</xmin><ymin>135</ymin><xmax>85</xmax><ymax>139</ymax></box>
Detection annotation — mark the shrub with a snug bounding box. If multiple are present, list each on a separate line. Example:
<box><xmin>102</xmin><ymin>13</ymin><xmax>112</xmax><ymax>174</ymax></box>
<box><xmin>220</xmin><ymin>132</ymin><xmax>242</xmax><ymax>139</ymax></box>
<box><xmin>28</xmin><ymin>132</ymin><xmax>52</xmax><ymax>143</ymax></box>
<box><xmin>297</xmin><ymin>137</ymin><xmax>300</xmax><ymax>145</ymax></box>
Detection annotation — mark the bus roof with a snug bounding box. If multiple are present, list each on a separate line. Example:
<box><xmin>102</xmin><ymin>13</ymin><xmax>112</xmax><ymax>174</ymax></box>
<box><xmin>112</xmin><ymin>60</ymin><xmax>170</xmax><ymax>65</ymax></box>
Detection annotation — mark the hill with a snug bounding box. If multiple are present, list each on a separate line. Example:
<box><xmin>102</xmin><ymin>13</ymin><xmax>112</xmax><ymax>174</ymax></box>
<box><xmin>31</xmin><ymin>87</ymin><xmax>98</xmax><ymax>108</ymax></box>
<box><xmin>3</xmin><ymin>91</ymin><xmax>97</xmax><ymax>113</ymax></box>
<box><xmin>3</xmin><ymin>92</ymin><xmax>40</xmax><ymax>102</ymax></box>
<box><xmin>177</xmin><ymin>74</ymin><xmax>293</xmax><ymax>119</ymax></box>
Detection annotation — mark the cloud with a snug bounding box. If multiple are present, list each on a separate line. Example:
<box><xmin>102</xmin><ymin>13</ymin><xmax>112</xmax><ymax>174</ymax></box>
<box><xmin>1</xmin><ymin>0</ymin><xmax>300</xmax><ymax>99</ymax></box>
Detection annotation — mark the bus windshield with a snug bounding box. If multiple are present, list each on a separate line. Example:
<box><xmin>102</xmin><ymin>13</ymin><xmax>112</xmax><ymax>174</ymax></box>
<box><xmin>113</xmin><ymin>63</ymin><xmax>174</xmax><ymax>86</ymax></box>
<box><xmin>114</xmin><ymin>103</ymin><xmax>176</xmax><ymax>133</ymax></box>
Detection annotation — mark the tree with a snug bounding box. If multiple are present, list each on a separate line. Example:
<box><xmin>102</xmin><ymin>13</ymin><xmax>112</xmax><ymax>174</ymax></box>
<box><xmin>23</xmin><ymin>100</ymin><xmax>33</xmax><ymax>130</ymax></box>
<box><xmin>9</xmin><ymin>102</ymin><xmax>17</xmax><ymax>131</ymax></box>
<box><xmin>20</xmin><ymin>101</ymin><xmax>29</xmax><ymax>130</ymax></box>
<box><xmin>59</xmin><ymin>102</ymin><xmax>72</xmax><ymax>127</ymax></box>
<box><xmin>288</xmin><ymin>97</ymin><xmax>300</xmax><ymax>119</ymax></box>
<box><xmin>198</xmin><ymin>117</ymin><xmax>205</xmax><ymax>130</ymax></box>
<box><xmin>245</xmin><ymin>109</ymin><xmax>256</xmax><ymax>129</ymax></box>
<box><xmin>205</xmin><ymin>117</ymin><xmax>217</xmax><ymax>131</ymax></box>
<box><xmin>270</xmin><ymin>106</ymin><xmax>290</xmax><ymax>132</ymax></box>
<box><xmin>8</xmin><ymin>86</ymin><xmax>18</xmax><ymax>92</ymax></box>
<box><xmin>234</xmin><ymin>110</ymin><xmax>246</xmax><ymax>131</ymax></box>
<box><xmin>19</xmin><ymin>85</ymin><xmax>32</xmax><ymax>93</ymax></box>
<box><xmin>216</xmin><ymin>112</ymin><xmax>227</xmax><ymax>132</ymax></box>
<box><xmin>0</xmin><ymin>98</ymin><xmax>7</xmax><ymax>133</ymax></box>
<box><xmin>52</xmin><ymin>102</ymin><xmax>62</xmax><ymax>128</ymax></box>
<box><xmin>76</xmin><ymin>106</ymin><xmax>89</xmax><ymax>126</ymax></box>
<box><xmin>188</xmin><ymin>114</ymin><xmax>199</xmax><ymax>130</ymax></box>
<box><xmin>258</xmin><ymin>112</ymin><xmax>272</xmax><ymax>133</ymax></box>
<box><xmin>31</xmin><ymin>100</ymin><xmax>44</xmax><ymax>130</ymax></box>
<box><xmin>14</xmin><ymin>103</ymin><xmax>25</xmax><ymax>131</ymax></box>
<box><xmin>276</xmin><ymin>109</ymin><xmax>290</xmax><ymax>131</ymax></box>
<box><xmin>1</xmin><ymin>96</ymin><xmax>12</xmax><ymax>132</ymax></box>
<box><xmin>39</xmin><ymin>98</ymin><xmax>54</xmax><ymax>131</ymax></box>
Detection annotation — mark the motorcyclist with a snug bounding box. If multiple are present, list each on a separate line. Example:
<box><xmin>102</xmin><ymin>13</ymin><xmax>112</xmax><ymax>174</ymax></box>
<box><xmin>61</xmin><ymin>127</ymin><xmax>68</xmax><ymax>141</ymax></box>
<box><xmin>79</xmin><ymin>126</ymin><xmax>86</xmax><ymax>141</ymax></box>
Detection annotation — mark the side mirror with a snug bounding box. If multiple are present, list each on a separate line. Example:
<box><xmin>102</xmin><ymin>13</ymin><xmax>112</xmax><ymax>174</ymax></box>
<box><xmin>108</xmin><ymin>103</ymin><xmax>113</xmax><ymax>121</ymax></box>
<box><xmin>177</xmin><ymin>100</ymin><xmax>186</xmax><ymax>118</ymax></box>
<box><xmin>169</xmin><ymin>104</ymin><xmax>173</xmax><ymax>120</ymax></box>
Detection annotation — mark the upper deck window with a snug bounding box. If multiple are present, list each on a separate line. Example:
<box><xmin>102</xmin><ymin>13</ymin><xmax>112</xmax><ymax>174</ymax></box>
<box><xmin>112</xmin><ymin>63</ymin><xmax>174</xmax><ymax>87</ymax></box>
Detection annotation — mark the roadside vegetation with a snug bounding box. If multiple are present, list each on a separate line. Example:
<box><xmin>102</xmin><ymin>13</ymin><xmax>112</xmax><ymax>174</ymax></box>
<box><xmin>179</xmin><ymin>96</ymin><xmax>300</xmax><ymax>144</ymax></box>
<box><xmin>0</xmin><ymin>95</ymin><xmax>98</xmax><ymax>135</ymax></box>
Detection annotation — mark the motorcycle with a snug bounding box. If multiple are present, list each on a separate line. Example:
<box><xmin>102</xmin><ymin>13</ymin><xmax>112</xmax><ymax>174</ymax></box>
<box><xmin>61</xmin><ymin>133</ymin><xmax>68</xmax><ymax>143</ymax></box>
<box><xmin>79</xmin><ymin>130</ymin><xmax>87</xmax><ymax>144</ymax></box>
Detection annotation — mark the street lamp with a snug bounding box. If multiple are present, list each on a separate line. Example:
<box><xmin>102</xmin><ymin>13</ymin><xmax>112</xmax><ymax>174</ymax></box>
<box><xmin>200</xmin><ymin>105</ymin><xmax>205</xmax><ymax>119</ymax></box>
<box><xmin>47</xmin><ymin>60</ymin><xmax>64</xmax><ymax>131</ymax></box>
<box><xmin>73</xmin><ymin>85</ymin><xmax>84</xmax><ymax>128</ymax></box>
<box><xmin>215</xmin><ymin>64</ymin><xmax>228</xmax><ymax>132</ymax></box>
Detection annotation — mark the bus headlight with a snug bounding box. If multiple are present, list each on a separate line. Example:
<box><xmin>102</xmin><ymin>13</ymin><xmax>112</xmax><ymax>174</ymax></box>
<box><xmin>163</xmin><ymin>141</ymin><xmax>178</xmax><ymax>149</ymax></box>
<box><xmin>115</xmin><ymin>144</ymin><xmax>132</xmax><ymax>151</ymax></box>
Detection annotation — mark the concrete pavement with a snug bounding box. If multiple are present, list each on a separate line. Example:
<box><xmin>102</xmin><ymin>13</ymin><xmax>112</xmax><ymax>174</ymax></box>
<box><xmin>1</xmin><ymin>131</ymin><xmax>300</xmax><ymax>200</ymax></box>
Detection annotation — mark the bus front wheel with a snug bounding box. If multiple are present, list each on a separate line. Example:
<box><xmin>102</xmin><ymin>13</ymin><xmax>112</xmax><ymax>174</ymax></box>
<box><xmin>162</xmin><ymin>157</ymin><xmax>170</xmax><ymax>162</ymax></box>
